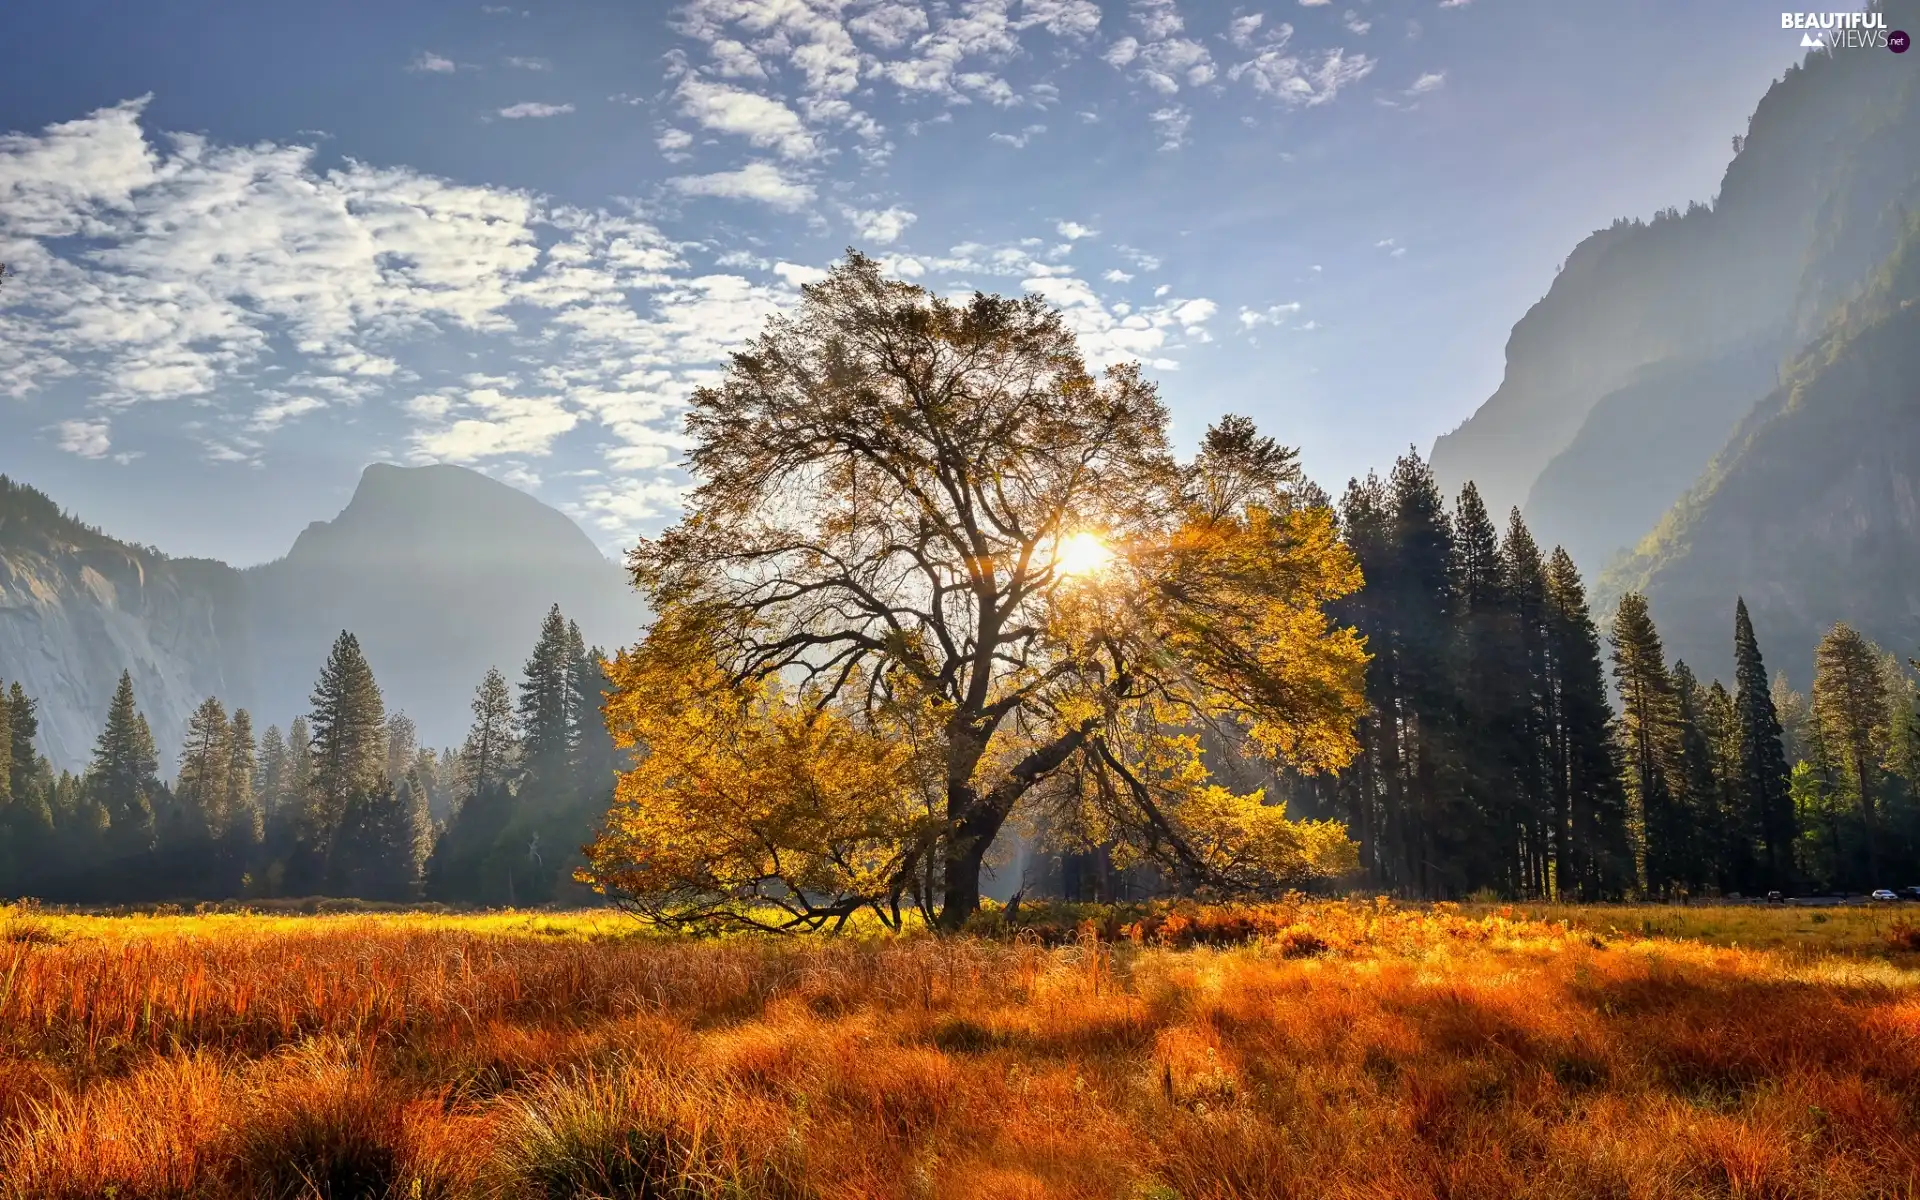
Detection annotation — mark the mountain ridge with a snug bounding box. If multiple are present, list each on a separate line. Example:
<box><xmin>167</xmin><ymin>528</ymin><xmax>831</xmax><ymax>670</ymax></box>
<box><xmin>0</xmin><ymin>464</ymin><xmax>644</xmax><ymax>771</ymax></box>
<box><xmin>1432</xmin><ymin>13</ymin><xmax>1920</xmax><ymax>569</ymax></box>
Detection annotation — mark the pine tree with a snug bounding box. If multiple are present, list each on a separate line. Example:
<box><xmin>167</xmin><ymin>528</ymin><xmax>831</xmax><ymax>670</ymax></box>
<box><xmin>1733</xmin><ymin>599</ymin><xmax>1795</xmax><ymax>890</ymax></box>
<box><xmin>89</xmin><ymin>671</ymin><xmax>160</xmax><ymax>868</ymax></box>
<box><xmin>302</xmin><ymin>632</ymin><xmax>387</xmax><ymax>891</ymax></box>
<box><xmin>1451</xmin><ymin>483</ymin><xmax>1514</xmax><ymax>893</ymax></box>
<box><xmin>224</xmin><ymin>709</ymin><xmax>261</xmax><ymax>892</ymax></box>
<box><xmin>0</xmin><ymin>682</ymin><xmax>12</xmax><ymax>810</ymax></box>
<box><xmin>174</xmin><ymin>696</ymin><xmax>231</xmax><ymax>842</ymax></box>
<box><xmin>384</xmin><ymin>712</ymin><xmax>418</xmax><ymax>786</ymax></box>
<box><xmin>1671</xmin><ymin>663</ymin><xmax>1722</xmax><ymax>894</ymax></box>
<box><xmin>518</xmin><ymin>604</ymin><xmax>574</xmax><ymax>798</ymax></box>
<box><xmin>286</xmin><ymin>716</ymin><xmax>314</xmax><ymax>812</ymax></box>
<box><xmin>258</xmin><ymin>725</ymin><xmax>289</xmax><ymax>820</ymax></box>
<box><xmin>1812</xmin><ymin>623</ymin><xmax>1889</xmax><ymax>887</ymax></box>
<box><xmin>1609</xmin><ymin>594</ymin><xmax>1683</xmax><ymax>898</ymax></box>
<box><xmin>1501</xmin><ymin>511</ymin><xmax>1555</xmax><ymax>898</ymax></box>
<box><xmin>1383</xmin><ymin>451</ymin><xmax>1459</xmax><ymax>896</ymax></box>
<box><xmin>9</xmin><ymin>681</ymin><xmax>38</xmax><ymax>804</ymax></box>
<box><xmin>1334</xmin><ymin>473</ymin><xmax>1393</xmax><ymax>884</ymax></box>
<box><xmin>569</xmin><ymin>637</ymin><xmax>620</xmax><ymax>792</ymax></box>
<box><xmin>168</xmin><ymin>695</ymin><xmax>231</xmax><ymax>890</ymax></box>
<box><xmin>459</xmin><ymin>667</ymin><xmax>516</xmax><ymax>803</ymax></box>
<box><xmin>1700</xmin><ymin>680</ymin><xmax>1745</xmax><ymax>893</ymax></box>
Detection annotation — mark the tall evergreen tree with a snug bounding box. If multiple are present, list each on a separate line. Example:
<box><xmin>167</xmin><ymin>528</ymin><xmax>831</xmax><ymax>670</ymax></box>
<box><xmin>167</xmin><ymin>696</ymin><xmax>230</xmax><ymax>889</ymax></box>
<box><xmin>1671</xmin><ymin>663</ymin><xmax>1722</xmax><ymax>894</ymax></box>
<box><xmin>224</xmin><ymin>709</ymin><xmax>261</xmax><ymax>892</ymax></box>
<box><xmin>459</xmin><ymin>667</ymin><xmax>516</xmax><ymax>803</ymax></box>
<box><xmin>1733</xmin><ymin>599</ymin><xmax>1795</xmax><ymax>890</ymax></box>
<box><xmin>1383</xmin><ymin>450</ymin><xmax>1460</xmax><ymax>896</ymax></box>
<box><xmin>301</xmin><ymin>631</ymin><xmax>387</xmax><ymax>891</ymax></box>
<box><xmin>258</xmin><ymin>724</ymin><xmax>289</xmax><ymax>820</ymax></box>
<box><xmin>1812</xmin><ymin>623</ymin><xmax>1889</xmax><ymax>886</ymax></box>
<box><xmin>517</xmin><ymin>604</ymin><xmax>574</xmax><ymax>798</ymax></box>
<box><xmin>0</xmin><ymin>683</ymin><xmax>12</xmax><ymax>811</ymax></box>
<box><xmin>7</xmin><ymin>682</ymin><xmax>34</xmax><ymax>804</ymax></box>
<box><xmin>384</xmin><ymin>712</ymin><xmax>418</xmax><ymax>786</ymax></box>
<box><xmin>1451</xmin><ymin>483</ymin><xmax>1514</xmax><ymax>892</ymax></box>
<box><xmin>1609</xmin><ymin>594</ymin><xmax>1683</xmax><ymax>898</ymax></box>
<box><xmin>1334</xmin><ymin>472</ymin><xmax>1393</xmax><ymax>883</ymax></box>
<box><xmin>89</xmin><ymin>671</ymin><xmax>161</xmax><ymax>868</ymax></box>
<box><xmin>174</xmin><ymin>696</ymin><xmax>231</xmax><ymax>840</ymax></box>
<box><xmin>1501</xmin><ymin>511</ymin><xmax>1555</xmax><ymax>897</ymax></box>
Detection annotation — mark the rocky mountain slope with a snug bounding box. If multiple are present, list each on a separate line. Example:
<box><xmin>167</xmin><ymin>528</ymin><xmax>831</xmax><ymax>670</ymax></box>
<box><xmin>0</xmin><ymin>465</ymin><xmax>643</xmax><ymax>771</ymax></box>
<box><xmin>1605</xmin><ymin>212</ymin><xmax>1920</xmax><ymax>684</ymax></box>
<box><xmin>1432</xmin><ymin>12</ymin><xmax>1920</xmax><ymax>574</ymax></box>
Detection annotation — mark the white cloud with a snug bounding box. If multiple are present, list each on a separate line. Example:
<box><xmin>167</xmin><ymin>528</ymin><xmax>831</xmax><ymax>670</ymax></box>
<box><xmin>1056</xmin><ymin>220</ymin><xmax>1098</xmax><ymax>240</ymax></box>
<box><xmin>1132</xmin><ymin>0</ymin><xmax>1184</xmax><ymax>41</ymax></box>
<box><xmin>1299</xmin><ymin>0</ymin><xmax>1332</xmax><ymax>6</ymax></box>
<box><xmin>1230</xmin><ymin>45</ymin><xmax>1375</xmax><ymax>106</ymax></box>
<box><xmin>1438</xmin><ymin>0</ymin><xmax>1471</xmax><ymax>7</ymax></box>
<box><xmin>1103</xmin><ymin>269</ymin><xmax>1134</xmax><ymax>283</ymax></box>
<box><xmin>669</xmin><ymin>161</ymin><xmax>816</xmax><ymax>210</ymax></box>
<box><xmin>1238</xmin><ymin>301</ymin><xmax>1302</xmax><ymax>328</ymax></box>
<box><xmin>1230</xmin><ymin>14</ymin><xmax>1265</xmax><ymax>47</ymax></box>
<box><xmin>1343</xmin><ymin>10</ymin><xmax>1372</xmax><ymax>34</ymax></box>
<box><xmin>1104</xmin><ymin>36</ymin><xmax>1141</xmax><ymax>67</ymax></box>
<box><xmin>248</xmin><ymin>395</ymin><xmax>327</xmax><ymax>432</ymax></box>
<box><xmin>676</xmin><ymin>76</ymin><xmax>818</xmax><ymax>160</ymax></box>
<box><xmin>504</xmin><ymin>55</ymin><xmax>551</xmax><ymax>70</ymax></box>
<box><xmin>411</xmin><ymin>388</ymin><xmax>579</xmax><ymax>460</ymax></box>
<box><xmin>844</xmin><ymin>205</ymin><xmax>918</xmax><ymax>245</ymax></box>
<box><xmin>773</xmin><ymin>261</ymin><xmax>829</xmax><ymax>287</ymax></box>
<box><xmin>1407</xmin><ymin>71</ymin><xmax>1446</xmax><ymax>94</ymax></box>
<box><xmin>409</xmin><ymin>52</ymin><xmax>456</xmax><ymax>73</ymax></box>
<box><xmin>568</xmin><ymin>476</ymin><xmax>692</xmax><ymax>532</ymax></box>
<box><xmin>989</xmin><ymin>124</ymin><xmax>1047</xmax><ymax>148</ymax></box>
<box><xmin>1018</xmin><ymin>0</ymin><xmax>1102</xmax><ymax>38</ymax></box>
<box><xmin>849</xmin><ymin>2</ymin><xmax>930</xmax><ymax>49</ymax></box>
<box><xmin>1149</xmin><ymin>106</ymin><xmax>1190</xmax><ymax>151</ymax></box>
<box><xmin>54</xmin><ymin>418</ymin><xmax>111</xmax><ymax>459</ymax></box>
<box><xmin>498</xmin><ymin>102</ymin><xmax>576</xmax><ymax>119</ymax></box>
<box><xmin>656</xmin><ymin>128</ymin><xmax>695</xmax><ymax>162</ymax></box>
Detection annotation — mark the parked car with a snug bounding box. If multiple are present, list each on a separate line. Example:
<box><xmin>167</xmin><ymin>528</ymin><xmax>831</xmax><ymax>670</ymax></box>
<box><xmin>1902</xmin><ymin>887</ymin><xmax>1920</xmax><ymax>901</ymax></box>
<box><xmin>1871</xmin><ymin>888</ymin><xmax>1899</xmax><ymax>902</ymax></box>
<box><xmin>1765</xmin><ymin>890</ymin><xmax>1785</xmax><ymax>904</ymax></box>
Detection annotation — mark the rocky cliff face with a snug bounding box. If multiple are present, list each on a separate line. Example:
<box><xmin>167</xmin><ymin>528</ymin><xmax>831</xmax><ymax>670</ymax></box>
<box><xmin>0</xmin><ymin>485</ymin><xmax>253</xmax><ymax>769</ymax></box>
<box><xmin>1432</xmin><ymin>18</ymin><xmax>1920</xmax><ymax>569</ymax></box>
<box><xmin>0</xmin><ymin>465</ymin><xmax>644</xmax><ymax>772</ymax></box>
<box><xmin>1604</xmin><ymin>213</ymin><xmax>1920</xmax><ymax>684</ymax></box>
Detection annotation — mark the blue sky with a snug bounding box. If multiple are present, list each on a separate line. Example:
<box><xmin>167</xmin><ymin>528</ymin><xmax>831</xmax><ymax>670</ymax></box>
<box><xmin>0</xmin><ymin>0</ymin><xmax>1807</xmax><ymax>564</ymax></box>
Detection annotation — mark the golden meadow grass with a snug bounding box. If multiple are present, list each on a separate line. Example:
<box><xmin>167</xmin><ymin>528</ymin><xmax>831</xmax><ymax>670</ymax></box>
<box><xmin>3</xmin><ymin>900</ymin><xmax>1920</xmax><ymax>1199</ymax></box>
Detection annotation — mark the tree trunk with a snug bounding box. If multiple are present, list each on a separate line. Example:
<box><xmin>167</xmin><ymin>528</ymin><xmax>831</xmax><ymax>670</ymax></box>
<box><xmin>938</xmin><ymin>837</ymin><xmax>987</xmax><ymax>931</ymax></box>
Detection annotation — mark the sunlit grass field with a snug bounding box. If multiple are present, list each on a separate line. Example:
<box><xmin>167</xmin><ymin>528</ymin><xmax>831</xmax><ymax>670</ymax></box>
<box><xmin>4</xmin><ymin>899</ymin><xmax>1920</xmax><ymax>1199</ymax></box>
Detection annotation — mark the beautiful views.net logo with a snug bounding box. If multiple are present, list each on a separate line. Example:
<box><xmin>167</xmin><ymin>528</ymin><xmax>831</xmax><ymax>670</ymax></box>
<box><xmin>1782</xmin><ymin>11</ymin><xmax>1910</xmax><ymax>51</ymax></box>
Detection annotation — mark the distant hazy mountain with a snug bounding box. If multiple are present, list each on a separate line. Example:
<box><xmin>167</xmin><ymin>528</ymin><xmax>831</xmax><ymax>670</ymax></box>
<box><xmin>1433</xmin><ymin>15</ymin><xmax>1920</xmax><ymax>572</ymax></box>
<box><xmin>0</xmin><ymin>464</ymin><xmax>643</xmax><ymax>771</ymax></box>
<box><xmin>1605</xmin><ymin>211</ymin><xmax>1920</xmax><ymax>685</ymax></box>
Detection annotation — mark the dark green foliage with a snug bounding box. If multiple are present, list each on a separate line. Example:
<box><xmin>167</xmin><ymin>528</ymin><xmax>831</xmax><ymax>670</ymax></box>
<box><xmin>90</xmin><ymin>672</ymin><xmax>162</xmax><ymax>871</ymax></box>
<box><xmin>1734</xmin><ymin>600</ymin><xmax>1795</xmax><ymax>889</ymax></box>
<box><xmin>1543</xmin><ymin>549</ymin><xmax>1631</xmax><ymax>899</ymax></box>
<box><xmin>298</xmin><ymin>632</ymin><xmax>387</xmax><ymax>892</ymax></box>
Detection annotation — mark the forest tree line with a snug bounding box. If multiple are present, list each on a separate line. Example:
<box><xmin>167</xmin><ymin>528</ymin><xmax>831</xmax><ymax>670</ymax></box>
<box><xmin>1272</xmin><ymin>450</ymin><xmax>1920</xmax><ymax>901</ymax></box>
<box><xmin>0</xmin><ymin>604</ymin><xmax>621</xmax><ymax>905</ymax></box>
<box><xmin>8</xmin><ymin>457</ymin><xmax>1920</xmax><ymax>905</ymax></box>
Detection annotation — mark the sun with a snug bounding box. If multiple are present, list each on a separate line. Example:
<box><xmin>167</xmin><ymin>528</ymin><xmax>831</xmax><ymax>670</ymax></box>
<box><xmin>1054</xmin><ymin>531</ymin><xmax>1114</xmax><ymax>578</ymax></box>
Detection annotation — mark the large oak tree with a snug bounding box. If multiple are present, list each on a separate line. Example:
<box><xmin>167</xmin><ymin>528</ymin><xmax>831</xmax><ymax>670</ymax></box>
<box><xmin>587</xmin><ymin>253</ymin><xmax>1368</xmax><ymax>930</ymax></box>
